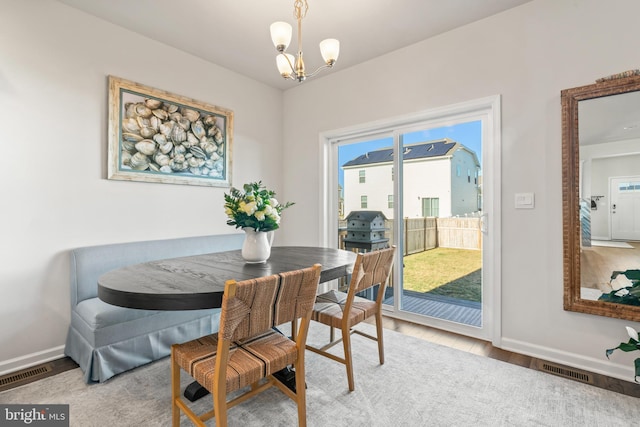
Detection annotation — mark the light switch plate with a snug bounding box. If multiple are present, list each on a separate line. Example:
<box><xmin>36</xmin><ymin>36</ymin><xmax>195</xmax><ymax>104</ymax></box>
<box><xmin>515</xmin><ymin>192</ymin><xmax>535</xmax><ymax>209</ymax></box>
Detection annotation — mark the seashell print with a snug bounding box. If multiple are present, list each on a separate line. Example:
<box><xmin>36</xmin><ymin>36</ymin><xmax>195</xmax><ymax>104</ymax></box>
<box><xmin>125</xmin><ymin>103</ymin><xmax>137</xmax><ymax>119</ymax></box>
<box><xmin>130</xmin><ymin>152</ymin><xmax>150</xmax><ymax>170</ymax></box>
<box><xmin>121</xmin><ymin>150</ymin><xmax>132</xmax><ymax>166</ymax></box>
<box><xmin>152</xmin><ymin>109</ymin><xmax>168</xmax><ymax>120</ymax></box>
<box><xmin>189</xmin><ymin>146</ymin><xmax>206</xmax><ymax>159</ymax></box>
<box><xmin>181</xmin><ymin>108</ymin><xmax>200</xmax><ymax>122</ymax></box>
<box><xmin>159</xmin><ymin>140</ymin><xmax>173</xmax><ymax>154</ymax></box>
<box><xmin>122</xmin><ymin>132</ymin><xmax>144</xmax><ymax>143</ymax></box>
<box><xmin>145</xmin><ymin>98</ymin><xmax>162</xmax><ymax>109</ymax></box>
<box><xmin>170</xmin><ymin>126</ymin><xmax>186</xmax><ymax>143</ymax></box>
<box><xmin>176</xmin><ymin>117</ymin><xmax>191</xmax><ymax>131</ymax></box>
<box><xmin>203</xmin><ymin>115</ymin><xmax>217</xmax><ymax>127</ymax></box>
<box><xmin>135</xmin><ymin>139</ymin><xmax>157</xmax><ymax>156</ymax></box>
<box><xmin>154</xmin><ymin>152</ymin><xmax>170</xmax><ymax>166</ymax></box>
<box><xmin>140</xmin><ymin>127</ymin><xmax>157</xmax><ymax>139</ymax></box>
<box><xmin>187</xmin><ymin>157</ymin><xmax>200</xmax><ymax>168</ymax></box>
<box><xmin>213</xmin><ymin>129</ymin><xmax>223</xmax><ymax>144</ymax></box>
<box><xmin>186</xmin><ymin>131</ymin><xmax>199</xmax><ymax>145</ymax></box>
<box><xmin>165</xmin><ymin>103</ymin><xmax>179</xmax><ymax>114</ymax></box>
<box><xmin>149</xmin><ymin>116</ymin><xmax>161</xmax><ymax>131</ymax></box>
<box><xmin>136</xmin><ymin>116</ymin><xmax>151</xmax><ymax>129</ymax></box>
<box><xmin>159</xmin><ymin>121</ymin><xmax>174</xmax><ymax>136</ymax></box>
<box><xmin>122</xmin><ymin>118</ymin><xmax>141</xmax><ymax>133</ymax></box>
<box><xmin>134</xmin><ymin>103</ymin><xmax>152</xmax><ymax>118</ymax></box>
<box><xmin>118</xmin><ymin>91</ymin><xmax>227</xmax><ymax>181</ymax></box>
<box><xmin>191</xmin><ymin>120</ymin><xmax>206</xmax><ymax>139</ymax></box>
<box><xmin>121</xmin><ymin>138</ymin><xmax>137</xmax><ymax>152</ymax></box>
<box><xmin>201</xmin><ymin>142</ymin><xmax>216</xmax><ymax>156</ymax></box>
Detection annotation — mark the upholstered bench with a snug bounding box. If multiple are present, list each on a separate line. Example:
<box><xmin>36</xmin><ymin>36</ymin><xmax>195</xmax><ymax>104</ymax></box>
<box><xmin>64</xmin><ymin>233</ymin><xmax>244</xmax><ymax>383</ymax></box>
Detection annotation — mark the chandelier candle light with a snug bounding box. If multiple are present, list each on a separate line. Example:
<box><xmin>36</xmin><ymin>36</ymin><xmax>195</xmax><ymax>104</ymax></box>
<box><xmin>270</xmin><ymin>0</ymin><xmax>340</xmax><ymax>82</ymax></box>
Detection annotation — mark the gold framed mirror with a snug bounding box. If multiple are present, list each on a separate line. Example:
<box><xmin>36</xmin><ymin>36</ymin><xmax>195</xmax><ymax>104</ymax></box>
<box><xmin>563</xmin><ymin>72</ymin><xmax>640</xmax><ymax>321</ymax></box>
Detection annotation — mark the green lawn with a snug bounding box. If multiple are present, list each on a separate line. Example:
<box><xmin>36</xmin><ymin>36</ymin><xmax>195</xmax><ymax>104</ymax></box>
<box><xmin>402</xmin><ymin>247</ymin><xmax>482</xmax><ymax>302</ymax></box>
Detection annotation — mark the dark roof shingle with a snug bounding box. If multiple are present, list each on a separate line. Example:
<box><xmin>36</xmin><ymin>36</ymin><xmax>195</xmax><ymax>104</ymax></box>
<box><xmin>342</xmin><ymin>139</ymin><xmax>458</xmax><ymax>167</ymax></box>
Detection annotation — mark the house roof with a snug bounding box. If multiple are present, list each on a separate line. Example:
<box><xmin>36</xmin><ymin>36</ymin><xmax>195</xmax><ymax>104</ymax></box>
<box><xmin>345</xmin><ymin>210</ymin><xmax>388</xmax><ymax>221</ymax></box>
<box><xmin>342</xmin><ymin>139</ymin><xmax>460</xmax><ymax>168</ymax></box>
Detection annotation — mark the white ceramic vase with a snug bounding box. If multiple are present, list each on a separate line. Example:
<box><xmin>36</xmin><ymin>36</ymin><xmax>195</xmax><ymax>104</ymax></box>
<box><xmin>241</xmin><ymin>227</ymin><xmax>272</xmax><ymax>263</ymax></box>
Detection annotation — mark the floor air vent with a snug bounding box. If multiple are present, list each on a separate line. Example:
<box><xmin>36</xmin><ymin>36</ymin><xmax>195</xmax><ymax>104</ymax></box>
<box><xmin>536</xmin><ymin>360</ymin><xmax>593</xmax><ymax>384</ymax></box>
<box><xmin>0</xmin><ymin>364</ymin><xmax>52</xmax><ymax>388</ymax></box>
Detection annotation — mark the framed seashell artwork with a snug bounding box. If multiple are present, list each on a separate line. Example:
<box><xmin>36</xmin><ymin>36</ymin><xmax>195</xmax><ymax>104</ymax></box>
<box><xmin>108</xmin><ymin>75</ymin><xmax>233</xmax><ymax>187</ymax></box>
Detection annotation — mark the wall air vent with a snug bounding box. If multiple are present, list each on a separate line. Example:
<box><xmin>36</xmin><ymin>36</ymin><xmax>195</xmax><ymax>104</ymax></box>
<box><xmin>535</xmin><ymin>360</ymin><xmax>593</xmax><ymax>384</ymax></box>
<box><xmin>0</xmin><ymin>364</ymin><xmax>52</xmax><ymax>390</ymax></box>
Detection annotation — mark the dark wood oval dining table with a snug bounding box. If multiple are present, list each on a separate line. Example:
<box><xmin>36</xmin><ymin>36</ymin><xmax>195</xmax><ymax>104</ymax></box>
<box><xmin>97</xmin><ymin>245</ymin><xmax>356</xmax><ymax>401</ymax></box>
<box><xmin>98</xmin><ymin>246</ymin><xmax>357</xmax><ymax>311</ymax></box>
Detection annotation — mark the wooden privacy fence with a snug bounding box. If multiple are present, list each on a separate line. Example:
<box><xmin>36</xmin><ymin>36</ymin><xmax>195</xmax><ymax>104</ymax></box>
<box><xmin>339</xmin><ymin>217</ymin><xmax>481</xmax><ymax>255</ymax></box>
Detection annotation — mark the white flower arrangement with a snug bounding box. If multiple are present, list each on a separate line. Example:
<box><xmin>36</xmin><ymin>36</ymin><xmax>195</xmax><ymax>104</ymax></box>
<box><xmin>224</xmin><ymin>181</ymin><xmax>293</xmax><ymax>232</ymax></box>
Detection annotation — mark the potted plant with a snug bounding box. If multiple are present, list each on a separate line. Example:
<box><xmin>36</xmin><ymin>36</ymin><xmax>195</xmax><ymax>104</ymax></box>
<box><xmin>606</xmin><ymin>326</ymin><xmax>640</xmax><ymax>383</ymax></box>
<box><xmin>224</xmin><ymin>181</ymin><xmax>293</xmax><ymax>263</ymax></box>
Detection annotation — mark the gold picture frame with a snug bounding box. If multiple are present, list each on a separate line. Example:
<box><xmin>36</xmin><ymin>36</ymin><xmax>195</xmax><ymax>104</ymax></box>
<box><xmin>108</xmin><ymin>76</ymin><xmax>233</xmax><ymax>187</ymax></box>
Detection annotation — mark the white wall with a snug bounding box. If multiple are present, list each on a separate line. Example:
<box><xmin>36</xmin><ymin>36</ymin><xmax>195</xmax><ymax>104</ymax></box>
<box><xmin>404</xmin><ymin>158</ymin><xmax>452</xmax><ymax>218</ymax></box>
<box><xmin>343</xmin><ymin>163</ymin><xmax>394</xmax><ymax>219</ymax></box>
<box><xmin>279</xmin><ymin>0</ymin><xmax>640</xmax><ymax>382</ymax></box>
<box><xmin>0</xmin><ymin>0</ymin><xmax>283</xmax><ymax>373</ymax></box>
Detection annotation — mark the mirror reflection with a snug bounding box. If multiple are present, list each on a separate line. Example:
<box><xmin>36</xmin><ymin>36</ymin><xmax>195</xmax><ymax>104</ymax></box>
<box><xmin>562</xmin><ymin>73</ymin><xmax>640</xmax><ymax>320</ymax></box>
<box><xmin>579</xmin><ymin>91</ymin><xmax>640</xmax><ymax>304</ymax></box>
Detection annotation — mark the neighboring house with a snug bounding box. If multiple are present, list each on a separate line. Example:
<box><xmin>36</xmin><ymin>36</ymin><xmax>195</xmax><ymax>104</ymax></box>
<box><xmin>342</xmin><ymin>139</ymin><xmax>480</xmax><ymax>219</ymax></box>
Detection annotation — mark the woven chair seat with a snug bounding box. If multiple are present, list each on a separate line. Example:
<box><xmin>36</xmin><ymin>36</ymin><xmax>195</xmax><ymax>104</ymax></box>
<box><xmin>173</xmin><ymin>329</ymin><xmax>296</xmax><ymax>395</ymax></box>
<box><xmin>171</xmin><ymin>265</ymin><xmax>322</xmax><ymax>426</ymax></box>
<box><xmin>312</xmin><ymin>290</ymin><xmax>377</xmax><ymax>329</ymax></box>
<box><xmin>306</xmin><ymin>246</ymin><xmax>396</xmax><ymax>392</ymax></box>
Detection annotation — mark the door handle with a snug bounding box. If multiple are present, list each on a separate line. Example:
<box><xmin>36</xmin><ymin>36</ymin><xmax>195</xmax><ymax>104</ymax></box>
<box><xmin>480</xmin><ymin>213</ymin><xmax>488</xmax><ymax>234</ymax></box>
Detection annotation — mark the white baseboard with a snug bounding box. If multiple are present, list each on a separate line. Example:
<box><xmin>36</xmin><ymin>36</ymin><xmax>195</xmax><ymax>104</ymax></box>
<box><xmin>0</xmin><ymin>346</ymin><xmax>66</xmax><ymax>377</ymax></box>
<box><xmin>500</xmin><ymin>337</ymin><xmax>635</xmax><ymax>384</ymax></box>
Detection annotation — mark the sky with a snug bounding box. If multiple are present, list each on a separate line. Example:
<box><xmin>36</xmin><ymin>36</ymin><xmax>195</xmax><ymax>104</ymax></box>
<box><xmin>337</xmin><ymin>120</ymin><xmax>482</xmax><ymax>187</ymax></box>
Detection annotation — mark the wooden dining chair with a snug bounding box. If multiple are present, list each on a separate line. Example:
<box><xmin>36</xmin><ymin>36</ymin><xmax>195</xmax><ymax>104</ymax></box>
<box><xmin>171</xmin><ymin>264</ymin><xmax>322</xmax><ymax>427</ymax></box>
<box><xmin>306</xmin><ymin>246</ymin><xmax>396</xmax><ymax>392</ymax></box>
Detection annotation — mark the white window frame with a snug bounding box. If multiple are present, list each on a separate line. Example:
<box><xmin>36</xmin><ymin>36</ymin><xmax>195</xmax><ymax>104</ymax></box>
<box><xmin>318</xmin><ymin>95</ymin><xmax>502</xmax><ymax>344</ymax></box>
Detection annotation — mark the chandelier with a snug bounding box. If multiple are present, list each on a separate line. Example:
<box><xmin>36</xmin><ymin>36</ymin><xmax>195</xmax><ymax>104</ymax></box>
<box><xmin>270</xmin><ymin>0</ymin><xmax>340</xmax><ymax>83</ymax></box>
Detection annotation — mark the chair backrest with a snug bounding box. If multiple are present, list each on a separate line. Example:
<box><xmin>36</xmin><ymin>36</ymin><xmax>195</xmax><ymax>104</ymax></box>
<box><xmin>219</xmin><ymin>264</ymin><xmax>322</xmax><ymax>342</ymax></box>
<box><xmin>349</xmin><ymin>246</ymin><xmax>396</xmax><ymax>296</ymax></box>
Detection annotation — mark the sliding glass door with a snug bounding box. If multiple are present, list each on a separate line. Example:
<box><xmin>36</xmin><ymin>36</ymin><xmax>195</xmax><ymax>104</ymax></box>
<box><xmin>322</xmin><ymin>97</ymin><xmax>500</xmax><ymax>341</ymax></box>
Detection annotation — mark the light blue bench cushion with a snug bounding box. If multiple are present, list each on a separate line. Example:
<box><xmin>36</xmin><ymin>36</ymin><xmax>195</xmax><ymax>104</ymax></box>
<box><xmin>64</xmin><ymin>233</ymin><xmax>244</xmax><ymax>383</ymax></box>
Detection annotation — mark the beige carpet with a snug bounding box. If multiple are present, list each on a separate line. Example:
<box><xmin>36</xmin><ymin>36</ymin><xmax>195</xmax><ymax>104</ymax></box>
<box><xmin>1</xmin><ymin>324</ymin><xmax>638</xmax><ymax>426</ymax></box>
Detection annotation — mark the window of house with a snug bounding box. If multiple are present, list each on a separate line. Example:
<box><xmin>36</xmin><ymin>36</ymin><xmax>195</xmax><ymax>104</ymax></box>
<box><xmin>359</xmin><ymin>170</ymin><xmax>365</xmax><ymax>183</ymax></box>
<box><xmin>361</xmin><ymin>195</ymin><xmax>368</xmax><ymax>208</ymax></box>
<box><xmin>468</xmin><ymin>168</ymin><xmax>471</xmax><ymax>183</ymax></box>
<box><xmin>388</xmin><ymin>195</ymin><xmax>393</xmax><ymax>208</ymax></box>
<box><xmin>456</xmin><ymin>165</ymin><xmax>461</xmax><ymax>176</ymax></box>
<box><xmin>421</xmin><ymin>197</ymin><xmax>439</xmax><ymax>217</ymax></box>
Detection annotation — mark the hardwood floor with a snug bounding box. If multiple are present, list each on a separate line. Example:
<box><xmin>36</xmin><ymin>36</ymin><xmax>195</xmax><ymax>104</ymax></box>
<box><xmin>581</xmin><ymin>240</ymin><xmax>640</xmax><ymax>292</ymax></box>
<box><xmin>368</xmin><ymin>316</ymin><xmax>640</xmax><ymax>398</ymax></box>
<box><xmin>2</xmin><ymin>317</ymin><xmax>638</xmax><ymax>397</ymax></box>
